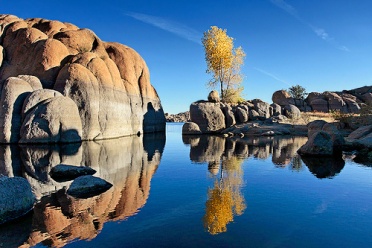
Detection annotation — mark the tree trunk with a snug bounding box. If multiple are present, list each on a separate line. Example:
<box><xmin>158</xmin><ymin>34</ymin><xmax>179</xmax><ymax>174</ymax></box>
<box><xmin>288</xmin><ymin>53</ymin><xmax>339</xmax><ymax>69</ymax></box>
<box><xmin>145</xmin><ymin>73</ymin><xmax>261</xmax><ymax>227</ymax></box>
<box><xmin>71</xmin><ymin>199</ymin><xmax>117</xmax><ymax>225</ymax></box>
<box><xmin>220</xmin><ymin>80</ymin><xmax>224</xmax><ymax>101</ymax></box>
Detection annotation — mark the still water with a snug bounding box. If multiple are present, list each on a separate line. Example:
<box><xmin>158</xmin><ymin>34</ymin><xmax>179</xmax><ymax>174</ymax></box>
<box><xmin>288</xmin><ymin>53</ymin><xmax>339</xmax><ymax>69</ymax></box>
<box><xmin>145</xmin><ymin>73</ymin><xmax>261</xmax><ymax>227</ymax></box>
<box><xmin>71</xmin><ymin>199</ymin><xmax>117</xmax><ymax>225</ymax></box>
<box><xmin>0</xmin><ymin>123</ymin><xmax>371</xmax><ymax>248</ymax></box>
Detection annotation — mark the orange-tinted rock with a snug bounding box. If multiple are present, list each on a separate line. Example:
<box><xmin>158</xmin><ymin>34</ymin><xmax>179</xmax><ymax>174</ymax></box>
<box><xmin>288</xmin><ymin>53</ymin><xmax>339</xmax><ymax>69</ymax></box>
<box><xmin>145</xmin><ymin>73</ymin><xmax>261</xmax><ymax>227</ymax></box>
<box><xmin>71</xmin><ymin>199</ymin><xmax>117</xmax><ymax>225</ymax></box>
<box><xmin>0</xmin><ymin>14</ymin><xmax>165</xmax><ymax>143</ymax></box>
<box><xmin>16</xmin><ymin>134</ymin><xmax>165</xmax><ymax>247</ymax></box>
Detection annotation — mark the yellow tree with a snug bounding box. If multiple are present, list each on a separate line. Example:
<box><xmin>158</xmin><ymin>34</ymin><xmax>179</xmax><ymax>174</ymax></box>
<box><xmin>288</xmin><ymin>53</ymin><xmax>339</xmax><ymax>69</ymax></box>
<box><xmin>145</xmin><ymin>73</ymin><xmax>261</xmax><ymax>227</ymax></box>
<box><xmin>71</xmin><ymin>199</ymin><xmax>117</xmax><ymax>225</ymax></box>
<box><xmin>202</xmin><ymin>26</ymin><xmax>246</xmax><ymax>103</ymax></box>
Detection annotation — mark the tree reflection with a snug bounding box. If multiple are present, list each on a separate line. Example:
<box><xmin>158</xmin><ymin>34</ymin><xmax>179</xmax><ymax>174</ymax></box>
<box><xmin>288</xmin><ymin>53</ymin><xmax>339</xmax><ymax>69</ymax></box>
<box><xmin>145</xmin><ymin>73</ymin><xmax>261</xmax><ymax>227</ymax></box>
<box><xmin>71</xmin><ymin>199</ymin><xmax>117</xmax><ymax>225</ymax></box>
<box><xmin>203</xmin><ymin>156</ymin><xmax>246</xmax><ymax>235</ymax></box>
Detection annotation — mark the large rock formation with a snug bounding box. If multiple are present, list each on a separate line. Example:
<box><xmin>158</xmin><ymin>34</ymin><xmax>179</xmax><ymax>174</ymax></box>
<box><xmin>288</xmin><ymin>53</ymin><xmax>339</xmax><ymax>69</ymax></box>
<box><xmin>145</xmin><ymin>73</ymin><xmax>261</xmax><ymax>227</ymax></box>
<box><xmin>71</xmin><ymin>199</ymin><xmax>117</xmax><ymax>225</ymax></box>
<box><xmin>0</xmin><ymin>15</ymin><xmax>165</xmax><ymax>143</ymax></box>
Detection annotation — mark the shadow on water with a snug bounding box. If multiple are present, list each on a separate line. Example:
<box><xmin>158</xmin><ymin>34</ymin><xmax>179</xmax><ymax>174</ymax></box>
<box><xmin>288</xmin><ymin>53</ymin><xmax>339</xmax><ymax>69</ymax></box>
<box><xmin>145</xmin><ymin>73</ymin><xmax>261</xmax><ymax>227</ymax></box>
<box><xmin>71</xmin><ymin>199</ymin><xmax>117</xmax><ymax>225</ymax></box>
<box><xmin>0</xmin><ymin>132</ymin><xmax>165</xmax><ymax>247</ymax></box>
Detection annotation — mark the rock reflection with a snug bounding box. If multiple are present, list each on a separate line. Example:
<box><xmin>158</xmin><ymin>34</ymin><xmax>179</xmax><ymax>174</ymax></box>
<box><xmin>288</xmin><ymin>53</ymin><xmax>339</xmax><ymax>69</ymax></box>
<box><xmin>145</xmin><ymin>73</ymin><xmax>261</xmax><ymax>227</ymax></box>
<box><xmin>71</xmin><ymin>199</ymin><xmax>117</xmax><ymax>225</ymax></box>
<box><xmin>186</xmin><ymin>135</ymin><xmax>308</xmax><ymax>168</ymax></box>
<box><xmin>183</xmin><ymin>135</ymin><xmax>311</xmax><ymax>234</ymax></box>
<box><xmin>0</xmin><ymin>133</ymin><xmax>165</xmax><ymax>248</ymax></box>
<box><xmin>301</xmin><ymin>156</ymin><xmax>345</xmax><ymax>179</ymax></box>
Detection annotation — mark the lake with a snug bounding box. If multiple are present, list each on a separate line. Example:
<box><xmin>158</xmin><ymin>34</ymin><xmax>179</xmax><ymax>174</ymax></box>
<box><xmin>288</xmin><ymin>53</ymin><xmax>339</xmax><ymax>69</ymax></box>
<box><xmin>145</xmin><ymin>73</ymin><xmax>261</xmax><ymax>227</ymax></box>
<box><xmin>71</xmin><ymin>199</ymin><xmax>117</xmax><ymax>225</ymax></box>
<box><xmin>0</xmin><ymin>123</ymin><xmax>371</xmax><ymax>248</ymax></box>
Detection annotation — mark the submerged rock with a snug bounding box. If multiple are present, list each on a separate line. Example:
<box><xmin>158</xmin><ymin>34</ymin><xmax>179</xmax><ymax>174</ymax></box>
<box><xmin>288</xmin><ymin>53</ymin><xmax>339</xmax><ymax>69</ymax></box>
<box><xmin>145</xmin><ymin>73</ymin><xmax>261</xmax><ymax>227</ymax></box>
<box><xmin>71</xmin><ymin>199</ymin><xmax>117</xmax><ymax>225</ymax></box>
<box><xmin>67</xmin><ymin>175</ymin><xmax>112</xmax><ymax>198</ymax></box>
<box><xmin>50</xmin><ymin>164</ymin><xmax>96</xmax><ymax>182</ymax></box>
<box><xmin>0</xmin><ymin>176</ymin><xmax>35</xmax><ymax>224</ymax></box>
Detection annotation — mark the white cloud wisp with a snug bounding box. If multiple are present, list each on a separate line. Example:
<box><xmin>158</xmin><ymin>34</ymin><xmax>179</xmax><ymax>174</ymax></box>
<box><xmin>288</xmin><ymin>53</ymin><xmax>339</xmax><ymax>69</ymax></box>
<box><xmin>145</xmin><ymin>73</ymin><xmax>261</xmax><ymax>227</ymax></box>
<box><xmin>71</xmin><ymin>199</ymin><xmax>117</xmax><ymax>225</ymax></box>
<box><xmin>126</xmin><ymin>12</ymin><xmax>202</xmax><ymax>45</ymax></box>
<box><xmin>254</xmin><ymin>67</ymin><xmax>291</xmax><ymax>87</ymax></box>
<box><xmin>270</xmin><ymin>0</ymin><xmax>349</xmax><ymax>52</ymax></box>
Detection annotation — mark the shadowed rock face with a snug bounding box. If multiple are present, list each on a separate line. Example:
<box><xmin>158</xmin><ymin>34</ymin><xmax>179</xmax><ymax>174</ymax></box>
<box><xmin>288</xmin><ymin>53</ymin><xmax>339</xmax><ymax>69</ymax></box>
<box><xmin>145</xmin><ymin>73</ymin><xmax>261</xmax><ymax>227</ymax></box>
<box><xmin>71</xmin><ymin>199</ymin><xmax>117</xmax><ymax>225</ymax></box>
<box><xmin>0</xmin><ymin>133</ymin><xmax>165</xmax><ymax>247</ymax></box>
<box><xmin>0</xmin><ymin>15</ymin><xmax>165</xmax><ymax>143</ymax></box>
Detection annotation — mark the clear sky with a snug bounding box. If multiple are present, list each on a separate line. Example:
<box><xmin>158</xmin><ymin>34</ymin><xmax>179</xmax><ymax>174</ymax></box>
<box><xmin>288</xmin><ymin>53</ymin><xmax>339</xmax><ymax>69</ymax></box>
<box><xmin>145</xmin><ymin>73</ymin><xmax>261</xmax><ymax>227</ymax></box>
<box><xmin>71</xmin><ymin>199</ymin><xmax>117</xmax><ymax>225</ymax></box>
<box><xmin>2</xmin><ymin>0</ymin><xmax>372</xmax><ymax>114</ymax></box>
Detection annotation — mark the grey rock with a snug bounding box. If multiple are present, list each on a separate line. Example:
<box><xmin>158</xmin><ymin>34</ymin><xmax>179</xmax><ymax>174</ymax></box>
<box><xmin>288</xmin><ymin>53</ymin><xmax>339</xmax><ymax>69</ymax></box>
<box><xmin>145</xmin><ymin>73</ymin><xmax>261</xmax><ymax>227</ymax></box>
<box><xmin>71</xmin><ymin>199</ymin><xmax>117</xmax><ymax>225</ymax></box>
<box><xmin>254</xmin><ymin>101</ymin><xmax>271</xmax><ymax>118</ymax></box>
<box><xmin>165</xmin><ymin>111</ymin><xmax>190</xmax><ymax>122</ymax></box>
<box><xmin>272</xmin><ymin>90</ymin><xmax>294</xmax><ymax>106</ymax></box>
<box><xmin>324</xmin><ymin>92</ymin><xmax>347</xmax><ymax>112</ymax></box>
<box><xmin>0</xmin><ymin>176</ymin><xmax>35</xmax><ymax>224</ymax></box>
<box><xmin>308</xmin><ymin>120</ymin><xmax>327</xmax><ymax>137</ymax></box>
<box><xmin>238</xmin><ymin>104</ymin><xmax>249</xmax><ymax>113</ymax></box>
<box><xmin>347</xmin><ymin>125</ymin><xmax>372</xmax><ymax>140</ymax></box>
<box><xmin>249</xmin><ymin>109</ymin><xmax>260</xmax><ymax>121</ymax></box>
<box><xmin>50</xmin><ymin>164</ymin><xmax>96</xmax><ymax>181</ymax></box>
<box><xmin>298</xmin><ymin>131</ymin><xmax>334</xmax><ymax>156</ymax></box>
<box><xmin>221</xmin><ymin>105</ymin><xmax>236</xmax><ymax>128</ymax></box>
<box><xmin>310</xmin><ymin>98</ymin><xmax>329</xmax><ymax>112</ymax></box>
<box><xmin>322</xmin><ymin>123</ymin><xmax>345</xmax><ymax>150</ymax></box>
<box><xmin>182</xmin><ymin>122</ymin><xmax>202</xmax><ymax>135</ymax></box>
<box><xmin>306</xmin><ymin>92</ymin><xmax>326</xmax><ymax>105</ymax></box>
<box><xmin>351</xmin><ymin>132</ymin><xmax>372</xmax><ymax>149</ymax></box>
<box><xmin>0</xmin><ymin>77</ymin><xmax>33</xmax><ymax>143</ymax></box>
<box><xmin>20</xmin><ymin>96</ymin><xmax>82</xmax><ymax>143</ymax></box>
<box><xmin>361</xmin><ymin>93</ymin><xmax>372</xmax><ymax>104</ymax></box>
<box><xmin>343</xmin><ymin>97</ymin><xmax>361</xmax><ymax>113</ymax></box>
<box><xmin>270</xmin><ymin>103</ymin><xmax>281</xmax><ymax>116</ymax></box>
<box><xmin>273</xmin><ymin>114</ymin><xmax>288</xmax><ymax>122</ymax></box>
<box><xmin>21</xmin><ymin>89</ymin><xmax>63</xmax><ymax>118</ymax></box>
<box><xmin>208</xmin><ymin>90</ymin><xmax>220</xmax><ymax>103</ymax></box>
<box><xmin>67</xmin><ymin>175</ymin><xmax>113</xmax><ymax>198</ymax></box>
<box><xmin>189</xmin><ymin>101</ymin><xmax>225</xmax><ymax>133</ymax></box>
<box><xmin>236</xmin><ymin>106</ymin><xmax>249</xmax><ymax>123</ymax></box>
<box><xmin>284</xmin><ymin>104</ymin><xmax>301</xmax><ymax>119</ymax></box>
<box><xmin>347</xmin><ymin>125</ymin><xmax>372</xmax><ymax>149</ymax></box>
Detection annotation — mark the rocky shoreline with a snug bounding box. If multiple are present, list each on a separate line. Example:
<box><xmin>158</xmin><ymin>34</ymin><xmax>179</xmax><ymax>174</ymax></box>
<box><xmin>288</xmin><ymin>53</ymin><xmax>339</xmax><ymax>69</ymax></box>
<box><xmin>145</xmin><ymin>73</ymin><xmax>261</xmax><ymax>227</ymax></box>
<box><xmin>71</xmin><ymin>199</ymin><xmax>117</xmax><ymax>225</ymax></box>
<box><xmin>181</xmin><ymin>90</ymin><xmax>372</xmax><ymax>166</ymax></box>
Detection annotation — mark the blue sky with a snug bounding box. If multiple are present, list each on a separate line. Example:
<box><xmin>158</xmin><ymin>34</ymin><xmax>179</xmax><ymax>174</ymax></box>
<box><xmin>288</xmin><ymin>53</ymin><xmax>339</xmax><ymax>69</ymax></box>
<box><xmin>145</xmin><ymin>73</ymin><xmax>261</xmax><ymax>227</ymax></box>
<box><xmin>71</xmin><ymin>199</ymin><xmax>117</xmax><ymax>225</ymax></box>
<box><xmin>2</xmin><ymin>0</ymin><xmax>372</xmax><ymax>113</ymax></box>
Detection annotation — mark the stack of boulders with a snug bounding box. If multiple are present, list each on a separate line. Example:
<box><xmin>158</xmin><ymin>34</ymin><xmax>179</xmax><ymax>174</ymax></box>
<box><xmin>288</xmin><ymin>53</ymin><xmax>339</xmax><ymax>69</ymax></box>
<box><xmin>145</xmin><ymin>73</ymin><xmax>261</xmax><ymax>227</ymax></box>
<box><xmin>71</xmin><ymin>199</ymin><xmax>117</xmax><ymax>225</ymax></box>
<box><xmin>183</xmin><ymin>90</ymin><xmax>301</xmax><ymax>135</ymax></box>
<box><xmin>272</xmin><ymin>86</ymin><xmax>372</xmax><ymax>114</ymax></box>
<box><xmin>0</xmin><ymin>15</ymin><xmax>165</xmax><ymax>144</ymax></box>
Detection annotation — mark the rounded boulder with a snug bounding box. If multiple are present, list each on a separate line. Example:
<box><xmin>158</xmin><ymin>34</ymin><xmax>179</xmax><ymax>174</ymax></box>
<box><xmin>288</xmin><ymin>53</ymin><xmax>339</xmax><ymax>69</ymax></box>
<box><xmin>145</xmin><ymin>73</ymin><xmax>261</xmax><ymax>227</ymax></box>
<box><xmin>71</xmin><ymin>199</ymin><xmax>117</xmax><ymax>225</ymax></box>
<box><xmin>20</xmin><ymin>95</ymin><xmax>82</xmax><ymax>143</ymax></box>
<box><xmin>0</xmin><ymin>176</ymin><xmax>35</xmax><ymax>224</ymax></box>
<box><xmin>182</xmin><ymin>122</ymin><xmax>202</xmax><ymax>135</ymax></box>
